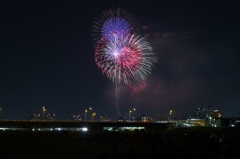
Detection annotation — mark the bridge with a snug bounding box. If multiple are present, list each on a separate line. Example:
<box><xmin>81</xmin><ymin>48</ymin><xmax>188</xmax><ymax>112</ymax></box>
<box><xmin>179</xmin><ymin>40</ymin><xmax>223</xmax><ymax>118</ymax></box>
<box><xmin>0</xmin><ymin>120</ymin><xmax>168</xmax><ymax>132</ymax></box>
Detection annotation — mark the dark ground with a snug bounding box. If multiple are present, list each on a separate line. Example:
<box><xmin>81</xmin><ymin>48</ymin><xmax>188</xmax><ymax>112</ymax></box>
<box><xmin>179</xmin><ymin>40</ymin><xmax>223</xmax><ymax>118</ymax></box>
<box><xmin>0</xmin><ymin>127</ymin><xmax>240</xmax><ymax>159</ymax></box>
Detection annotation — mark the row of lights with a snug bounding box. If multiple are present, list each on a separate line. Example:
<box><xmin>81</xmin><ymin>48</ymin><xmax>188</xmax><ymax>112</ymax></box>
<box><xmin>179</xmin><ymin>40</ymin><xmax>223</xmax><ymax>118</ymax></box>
<box><xmin>32</xmin><ymin>127</ymin><xmax>88</xmax><ymax>132</ymax></box>
<box><xmin>42</xmin><ymin>106</ymin><xmax>96</xmax><ymax>121</ymax></box>
<box><xmin>43</xmin><ymin>106</ymin><xmax>173</xmax><ymax>121</ymax></box>
<box><xmin>42</xmin><ymin>106</ymin><xmax>138</xmax><ymax>121</ymax></box>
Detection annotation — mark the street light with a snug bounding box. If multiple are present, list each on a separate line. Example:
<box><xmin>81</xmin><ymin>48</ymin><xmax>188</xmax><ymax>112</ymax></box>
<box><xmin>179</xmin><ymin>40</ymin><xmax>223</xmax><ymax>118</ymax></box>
<box><xmin>85</xmin><ymin>110</ymin><xmax>87</xmax><ymax>121</ymax></box>
<box><xmin>129</xmin><ymin>110</ymin><xmax>132</xmax><ymax>121</ymax></box>
<box><xmin>92</xmin><ymin>112</ymin><xmax>96</xmax><ymax>121</ymax></box>
<box><xmin>133</xmin><ymin>108</ymin><xmax>136</xmax><ymax>121</ymax></box>
<box><xmin>89</xmin><ymin>107</ymin><xmax>92</xmax><ymax>121</ymax></box>
<box><xmin>42</xmin><ymin>106</ymin><xmax>46</xmax><ymax>120</ymax></box>
<box><xmin>169</xmin><ymin>109</ymin><xmax>173</xmax><ymax>120</ymax></box>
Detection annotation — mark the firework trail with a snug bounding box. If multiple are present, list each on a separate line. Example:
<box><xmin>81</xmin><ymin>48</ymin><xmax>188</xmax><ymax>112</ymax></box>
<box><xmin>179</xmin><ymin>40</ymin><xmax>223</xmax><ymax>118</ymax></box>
<box><xmin>92</xmin><ymin>8</ymin><xmax>157</xmax><ymax>119</ymax></box>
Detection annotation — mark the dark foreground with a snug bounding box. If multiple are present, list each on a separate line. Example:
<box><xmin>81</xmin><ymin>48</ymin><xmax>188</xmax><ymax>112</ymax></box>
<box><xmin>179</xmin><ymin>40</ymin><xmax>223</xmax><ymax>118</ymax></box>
<box><xmin>0</xmin><ymin>127</ymin><xmax>240</xmax><ymax>159</ymax></box>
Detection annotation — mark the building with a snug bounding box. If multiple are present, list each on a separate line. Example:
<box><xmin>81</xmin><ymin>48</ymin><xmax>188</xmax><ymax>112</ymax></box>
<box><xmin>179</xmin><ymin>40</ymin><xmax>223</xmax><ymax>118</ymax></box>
<box><xmin>213</xmin><ymin>109</ymin><xmax>222</xmax><ymax>118</ymax></box>
<box><xmin>45</xmin><ymin>113</ymin><xmax>56</xmax><ymax>120</ymax></box>
<box><xmin>99</xmin><ymin>115</ymin><xmax>109</xmax><ymax>121</ymax></box>
<box><xmin>69</xmin><ymin>113</ymin><xmax>81</xmax><ymax>120</ymax></box>
<box><xmin>192</xmin><ymin>105</ymin><xmax>223</xmax><ymax>127</ymax></box>
<box><xmin>192</xmin><ymin>105</ymin><xmax>221</xmax><ymax>119</ymax></box>
<box><xmin>29</xmin><ymin>113</ymin><xmax>41</xmax><ymax>120</ymax></box>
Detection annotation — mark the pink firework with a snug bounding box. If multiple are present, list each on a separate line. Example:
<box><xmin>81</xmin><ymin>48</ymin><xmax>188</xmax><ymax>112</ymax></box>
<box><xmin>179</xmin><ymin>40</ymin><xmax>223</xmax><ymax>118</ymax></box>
<box><xmin>95</xmin><ymin>34</ymin><xmax>157</xmax><ymax>86</ymax></box>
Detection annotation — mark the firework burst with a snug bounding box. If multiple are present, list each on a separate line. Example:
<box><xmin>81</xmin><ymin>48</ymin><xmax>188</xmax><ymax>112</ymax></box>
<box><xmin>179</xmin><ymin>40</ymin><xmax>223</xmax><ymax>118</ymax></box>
<box><xmin>92</xmin><ymin>8</ymin><xmax>157</xmax><ymax>119</ymax></box>
<box><xmin>92</xmin><ymin>8</ymin><xmax>139</xmax><ymax>43</ymax></box>
<box><xmin>95</xmin><ymin>34</ymin><xmax>157</xmax><ymax>86</ymax></box>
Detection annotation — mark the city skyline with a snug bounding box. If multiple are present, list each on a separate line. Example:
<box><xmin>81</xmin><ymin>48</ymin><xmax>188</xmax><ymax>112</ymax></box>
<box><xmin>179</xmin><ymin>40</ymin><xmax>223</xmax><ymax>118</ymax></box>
<box><xmin>0</xmin><ymin>103</ymin><xmax>235</xmax><ymax>121</ymax></box>
<box><xmin>0</xmin><ymin>0</ymin><xmax>240</xmax><ymax>120</ymax></box>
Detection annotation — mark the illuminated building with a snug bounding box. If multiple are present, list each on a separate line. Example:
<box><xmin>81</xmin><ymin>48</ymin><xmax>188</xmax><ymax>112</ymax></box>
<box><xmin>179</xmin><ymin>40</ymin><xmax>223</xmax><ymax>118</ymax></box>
<box><xmin>69</xmin><ymin>113</ymin><xmax>81</xmax><ymax>120</ymax></box>
<box><xmin>45</xmin><ymin>113</ymin><xmax>55</xmax><ymax>120</ymax></box>
<box><xmin>213</xmin><ymin>110</ymin><xmax>222</xmax><ymax>118</ymax></box>
<box><xmin>192</xmin><ymin>105</ymin><xmax>222</xmax><ymax>119</ymax></box>
<box><xmin>29</xmin><ymin>113</ymin><xmax>41</xmax><ymax>120</ymax></box>
<box><xmin>99</xmin><ymin>115</ymin><xmax>109</xmax><ymax>121</ymax></box>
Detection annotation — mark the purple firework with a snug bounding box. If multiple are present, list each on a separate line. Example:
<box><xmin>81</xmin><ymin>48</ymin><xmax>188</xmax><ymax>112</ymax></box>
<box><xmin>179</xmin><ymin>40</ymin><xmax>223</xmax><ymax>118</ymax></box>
<box><xmin>101</xmin><ymin>17</ymin><xmax>130</xmax><ymax>41</ymax></box>
<box><xmin>92</xmin><ymin>8</ymin><xmax>139</xmax><ymax>43</ymax></box>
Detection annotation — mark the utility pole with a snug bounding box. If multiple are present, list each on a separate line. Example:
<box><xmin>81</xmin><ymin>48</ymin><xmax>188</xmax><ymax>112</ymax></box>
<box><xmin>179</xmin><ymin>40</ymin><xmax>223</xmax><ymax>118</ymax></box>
<box><xmin>85</xmin><ymin>110</ymin><xmax>87</xmax><ymax>121</ymax></box>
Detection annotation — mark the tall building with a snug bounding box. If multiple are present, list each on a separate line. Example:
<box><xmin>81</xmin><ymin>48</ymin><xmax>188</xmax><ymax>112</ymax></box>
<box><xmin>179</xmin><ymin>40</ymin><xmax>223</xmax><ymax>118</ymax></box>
<box><xmin>192</xmin><ymin>108</ymin><xmax>204</xmax><ymax>119</ymax></box>
<box><xmin>192</xmin><ymin>105</ymin><xmax>221</xmax><ymax>119</ymax></box>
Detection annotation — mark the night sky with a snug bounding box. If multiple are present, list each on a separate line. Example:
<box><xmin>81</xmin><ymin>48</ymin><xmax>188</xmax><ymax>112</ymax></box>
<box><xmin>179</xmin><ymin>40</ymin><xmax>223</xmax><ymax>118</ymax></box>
<box><xmin>1</xmin><ymin>0</ymin><xmax>240</xmax><ymax>120</ymax></box>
